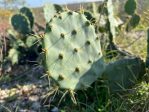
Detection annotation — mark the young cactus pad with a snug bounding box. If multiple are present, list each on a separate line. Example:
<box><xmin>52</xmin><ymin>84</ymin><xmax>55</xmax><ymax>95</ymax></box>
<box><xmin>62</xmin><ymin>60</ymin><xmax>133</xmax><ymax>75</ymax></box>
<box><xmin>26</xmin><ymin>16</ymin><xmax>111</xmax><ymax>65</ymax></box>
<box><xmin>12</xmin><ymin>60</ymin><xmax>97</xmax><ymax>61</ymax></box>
<box><xmin>43</xmin><ymin>11</ymin><xmax>105</xmax><ymax>90</ymax></box>
<box><xmin>11</xmin><ymin>14</ymin><xmax>31</xmax><ymax>34</ymax></box>
<box><xmin>20</xmin><ymin>7</ymin><xmax>34</xmax><ymax>28</ymax></box>
<box><xmin>125</xmin><ymin>0</ymin><xmax>137</xmax><ymax>15</ymax></box>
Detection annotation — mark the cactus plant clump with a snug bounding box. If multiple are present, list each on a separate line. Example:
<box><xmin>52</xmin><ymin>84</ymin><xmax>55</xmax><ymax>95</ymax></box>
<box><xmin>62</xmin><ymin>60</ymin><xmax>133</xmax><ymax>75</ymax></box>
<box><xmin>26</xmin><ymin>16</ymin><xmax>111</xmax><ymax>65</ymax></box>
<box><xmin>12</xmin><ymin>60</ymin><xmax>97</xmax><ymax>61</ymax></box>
<box><xmin>8</xmin><ymin>7</ymin><xmax>39</xmax><ymax>65</ymax></box>
<box><xmin>42</xmin><ymin>11</ymin><xmax>105</xmax><ymax>90</ymax></box>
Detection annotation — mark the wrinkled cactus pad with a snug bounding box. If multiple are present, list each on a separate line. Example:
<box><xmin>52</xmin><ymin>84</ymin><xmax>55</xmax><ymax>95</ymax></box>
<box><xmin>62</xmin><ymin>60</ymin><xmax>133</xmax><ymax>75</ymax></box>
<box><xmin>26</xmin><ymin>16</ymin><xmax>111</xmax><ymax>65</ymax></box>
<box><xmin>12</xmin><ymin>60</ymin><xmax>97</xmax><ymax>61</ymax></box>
<box><xmin>42</xmin><ymin>11</ymin><xmax>105</xmax><ymax>90</ymax></box>
<box><xmin>102</xmin><ymin>57</ymin><xmax>145</xmax><ymax>91</ymax></box>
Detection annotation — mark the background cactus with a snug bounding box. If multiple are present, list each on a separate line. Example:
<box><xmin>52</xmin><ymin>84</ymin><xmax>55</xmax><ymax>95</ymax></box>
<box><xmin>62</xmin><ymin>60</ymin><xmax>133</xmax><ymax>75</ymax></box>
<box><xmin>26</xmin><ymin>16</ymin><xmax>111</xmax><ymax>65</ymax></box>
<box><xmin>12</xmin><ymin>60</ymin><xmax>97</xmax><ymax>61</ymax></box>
<box><xmin>103</xmin><ymin>57</ymin><xmax>145</xmax><ymax>91</ymax></box>
<box><xmin>20</xmin><ymin>7</ymin><xmax>34</xmax><ymax>29</ymax></box>
<box><xmin>10</xmin><ymin>13</ymin><xmax>31</xmax><ymax>35</ymax></box>
<box><xmin>124</xmin><ymin>0</ymin><xmax>140</xmax><ymax>31</ymax></box>
<box><xmin>126</xmin><ymin>14</ymin><xmax>140</xmax><ymax>31</ymax></box>
<box><xmin>8</xmin><ymin>7</ymin><xmax>39</xmax><ymax>65</ymax></box>
<box><xmin>124</xmin><ymin>0</ymin><xmax>137</xmax><ymax>15</ymax></box>
<box><xmin>42</xmin><ymin>11</ymin><xmax>105</xmax><ymax>90</ymax></box>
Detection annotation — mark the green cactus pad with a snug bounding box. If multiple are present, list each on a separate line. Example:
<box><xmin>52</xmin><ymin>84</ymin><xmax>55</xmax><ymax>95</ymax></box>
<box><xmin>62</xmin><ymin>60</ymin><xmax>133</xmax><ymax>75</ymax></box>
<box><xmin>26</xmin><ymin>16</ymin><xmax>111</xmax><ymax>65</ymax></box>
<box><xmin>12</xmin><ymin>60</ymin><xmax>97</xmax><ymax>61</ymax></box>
<box><xmin>11</xmin><ymin>14</ymin><xmax>31</xmax><ymax>35</ymax></box>
<box><xmin>126</xmin><ymin>14</ymin><xmax>140</xmax><ymax>31</ymax></box>
<box><xmin>102</xmin><ymin>57</ymin><xmax>145</xmax><ymax>91</ymax></box>
<box><xmin>20</xmin><ymin>7</ymin><xmax>34</xmax><ymax>28</ymax></box>
<box><xmin>43</xmin><ymin>11</ymin><xmax>105</xmax><ymax>90</ymax></box>
<box><xmin>125</xmin><ymin>0</ymin><xmax>137</xmax><ymax>15</ymax></box>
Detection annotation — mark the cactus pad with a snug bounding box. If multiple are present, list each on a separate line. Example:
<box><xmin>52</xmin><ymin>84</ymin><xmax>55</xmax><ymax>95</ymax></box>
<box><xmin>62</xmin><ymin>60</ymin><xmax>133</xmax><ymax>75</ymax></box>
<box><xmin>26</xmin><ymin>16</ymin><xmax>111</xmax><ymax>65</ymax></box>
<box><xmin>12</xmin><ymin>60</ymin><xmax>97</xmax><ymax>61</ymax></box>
<box><xmin>11</xmin><ymin>14</ymin><xmax>31</xmax><ymax>35</ymax></box>
<box><xmin>43</xmin><ymin>11</ymin><xmax>105</xmax><ymax>90</ymax></box>
<box><xmin>103</xmin><ymin>57</ymin><xmax>145</xmax><ymax>91</ymax></box>
<box><xmin>126</xmin><ymin>14</ymin><xmax>140</xmax><ymax>31</ymax></box>
<box><xmin>125</xmin><ymin>0</ymin><xmax>137</xmax><ymax>15</ymax></box>
<box><xmin>20</xmin><ymin>7</ymin><xmax>34</xmax><ymax>28</ymax></box>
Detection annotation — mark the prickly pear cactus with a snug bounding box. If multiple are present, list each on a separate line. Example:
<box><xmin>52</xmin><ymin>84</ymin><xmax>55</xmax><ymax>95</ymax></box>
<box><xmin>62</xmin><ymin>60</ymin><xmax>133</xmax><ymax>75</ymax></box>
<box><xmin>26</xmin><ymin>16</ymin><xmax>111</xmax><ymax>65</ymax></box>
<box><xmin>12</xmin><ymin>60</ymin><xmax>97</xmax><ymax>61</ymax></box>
<box><xmin>102</xmin><ymin>57</ymin><xmax>145</xmax><ymax>91</ymax></box>
<box><xmin>124</xmin><ymin>0</ymin><xmax>140</xmax><ymax>31</ymax></box>
<box><xmin>10</xmin><ymin>14</ymin><xmax>31</xmax><ymax>35</ymax></box>
<box><xmin>124</xmin><ymin>0</ymin><xmax>137</xmax><ymax>15</ymax></box>
<box><xmin>20</xmin><ymin>7</ymin><xmax>34</xmax><ymax>28</ymax></box>
<box><xmin>44</xmin><ymin>3</ymin><xmax>63</xmax><ymax>23</ymax></box>
<box><xmin>126</xmin><ymin>14</ymin><xmax>140</xmax><ymax>31</ymax></box>
<box><xmin>42</xmin><ymin>11</ymin><xmax>105</xmax><ymax>90</ymax></box>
